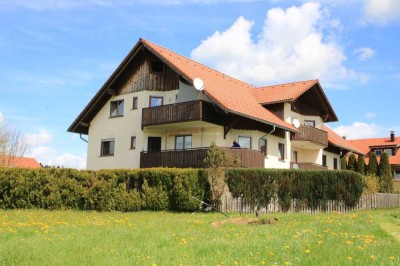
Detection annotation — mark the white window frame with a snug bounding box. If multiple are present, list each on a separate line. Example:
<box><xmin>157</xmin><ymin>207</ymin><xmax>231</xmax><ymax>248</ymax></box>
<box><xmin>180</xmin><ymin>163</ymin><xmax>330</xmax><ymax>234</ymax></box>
<box><xmin>110</xmin><ymin>100</ymin><xmax>124</xmax><ymax>117</ymax></box>
<box><xmin>101</xmin><ymin>139</ymin><xmax>115</xmax><ymax>156</ymax></box>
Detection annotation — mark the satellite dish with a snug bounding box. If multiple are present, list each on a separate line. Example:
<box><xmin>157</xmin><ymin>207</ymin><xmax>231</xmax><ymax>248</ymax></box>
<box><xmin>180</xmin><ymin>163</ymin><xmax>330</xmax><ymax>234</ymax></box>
<box><xmin>292</xmin><ymin>118</ymin><xmax>300</xmax><ymax>128</ymax></box>
<box><xmin>193</xmin><ymin>77</ymin><xmax>204</xmax><ymax>91</ymax></box>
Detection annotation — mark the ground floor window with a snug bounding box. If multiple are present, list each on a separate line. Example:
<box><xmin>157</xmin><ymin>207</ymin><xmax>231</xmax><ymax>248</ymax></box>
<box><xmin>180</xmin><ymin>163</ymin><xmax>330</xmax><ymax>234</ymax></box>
<box><xmin>260</xmin><ymin>139</ymin><xmax>267</xmax><ymax>155</ymax></box>
<box><xmin>101</xmin><ymin>139</ymin><xmax>115</xmax><ymax>156</ymax></box>
<box><xmin>175</xmin><ymin>135</ymin><xmax>192</xmax><ymax>150</ymax></box>
<box><xmin>322</xmin><ymin>155</ymin><xmax>327</xmax><ymax>166</ymax></box>
<box><xmin>293</xmin><ymin>151</ymin><xmax>298</xmax><ymax>163</ymax></box>
<box><xmin>130</xmin><ymin>136</ymin><xmax>136</xmax><ymax>149</ymax></box>
<box><xmin>278</xmin><ymin>143</ymin><xmax>285</xmax><ymax>160</ymax></box>
<box><xmin>333</xmin><ymin>158</ymin><xmax>338</xmax><ymax>170</ymax></box>
<box><xmin>238</xmin><ymin>136</ymin><xmax>251</xmax><ymax>149</ymax></box>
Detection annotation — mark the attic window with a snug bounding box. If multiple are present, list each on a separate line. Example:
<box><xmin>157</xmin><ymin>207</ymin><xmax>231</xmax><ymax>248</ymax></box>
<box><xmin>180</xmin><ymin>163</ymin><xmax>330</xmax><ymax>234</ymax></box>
<box><xmin>151</xmin><ymin>61</ymin><xmax>164</xmax><ymax>73</ymax></box>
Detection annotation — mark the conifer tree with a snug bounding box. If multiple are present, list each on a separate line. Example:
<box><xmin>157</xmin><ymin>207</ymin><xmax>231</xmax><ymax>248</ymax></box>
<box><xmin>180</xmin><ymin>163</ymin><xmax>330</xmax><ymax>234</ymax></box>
<box><xmin>368</xmin><ymin>152</ymin><xmax>378</xmax><ymax>176</ymax></box>
<box><xmin>378</xmin><ymin>152</ymin><xmax>393</xmax><ymax>193</ymax></box>
<box><xmin>347</xmin><ymin>154</ymin><xmax>356</xmax><ymax>172</ymax></box>
<box><xmin>357</xmin><ymin>155</ymin><xmax>365</xmax><ymax>175</ymax></box>
<box><xmin>340</xmin><ymin>157</ymin><xmax>347</xmax><ymax>170</ymax></box>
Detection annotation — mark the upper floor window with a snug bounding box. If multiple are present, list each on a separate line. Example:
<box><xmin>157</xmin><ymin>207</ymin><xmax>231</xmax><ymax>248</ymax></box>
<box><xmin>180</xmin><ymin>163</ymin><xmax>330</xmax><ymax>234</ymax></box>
<box><xmin>110</xmin><ymin>100</ymin><xmax>124</xmax><ymax>117</ymax></box>
<box><xmin>101</xmin><ymin>139</ymin><xmax>115</xmax><ymax>156</ymax></box>
<box><xmin>175</xmin><ymin>135</ymin><xmax>192</xmax><ymax>150</ymax></box>
<box><xmin>375</xmin><ymin>149</ymin><xmax>382</xmax><ymax>156</ymax></box>
<box><xmin>149</xmin><ymin>96</ymin><xmax>163</xmax><ymax>107</ymax></box>
<box><xmin>278</xmin><ymin>143</ymin><xmax>285</xmax><ymax>161</ymax></box>
<box><xmin>383</xmin><ymin>149</ymin><xmax>392</xmax><ymax>156</ymax></box>
<box><xmin>260</xmin><ymin>139</ymin><xmax>267</xmax><ymax>155</ymax></box>
<box><xmin>132</xmin><ymin>97</ymin><xmax>138</xmax><ymax>110</ymax></box>
<box><xmin>304</xmin><ymin>120</ymin><xmax>315</xmax><ymax>127</ymax></box>
<box><xmin>238</xmin><ymin>136</ymin><xmax>251</xmax><ymax>149</ymax></box>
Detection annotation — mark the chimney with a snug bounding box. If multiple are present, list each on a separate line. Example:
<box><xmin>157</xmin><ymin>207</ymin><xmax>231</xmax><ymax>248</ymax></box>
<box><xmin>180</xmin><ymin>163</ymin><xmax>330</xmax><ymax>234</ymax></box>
<box><xmin>390</xmin><ymin>131</ymin><xmax>395</xmax><ymax>142</ymax></box>
<box><xmin>342</xmin><ymin>136</ymin><xmax>347</xmax><ymax>140</ymax></box>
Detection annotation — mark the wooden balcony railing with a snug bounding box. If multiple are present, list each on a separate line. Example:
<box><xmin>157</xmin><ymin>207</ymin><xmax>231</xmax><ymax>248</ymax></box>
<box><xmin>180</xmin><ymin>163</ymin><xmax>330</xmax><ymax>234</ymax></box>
<box><xmin>141</xmin><ymin>100</ymin><xmax>221</xmax><ymax>128</ymax></box>
<box><xmin>290</xmin><ymin>162</ymin><xmax>328</xmax><ymax>170</ymax></box>
<box><xmin>140</xmin><ymin>147</ymin><xmax>265</xmax><ymax>168</ymax></box>
<box><xmin>291</xmin><ymin>125</ymin><xmax>328</xmax><ymax>147</ymax></box>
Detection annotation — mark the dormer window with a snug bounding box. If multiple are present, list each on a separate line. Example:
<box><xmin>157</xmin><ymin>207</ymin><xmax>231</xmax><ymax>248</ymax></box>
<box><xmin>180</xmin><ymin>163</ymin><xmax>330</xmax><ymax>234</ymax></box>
<box><xmin>375</xmin><ymin>149</ymin><xmax>382</xmax><ymax>156</ymax></box>
<box><xmin>384</xmin><ymin>149</ymin><xmax>392</xmax><ymax>156</ymax></box>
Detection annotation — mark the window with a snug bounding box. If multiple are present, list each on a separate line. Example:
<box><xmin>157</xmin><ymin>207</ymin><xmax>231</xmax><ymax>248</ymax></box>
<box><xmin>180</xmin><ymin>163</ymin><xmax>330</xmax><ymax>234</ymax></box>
<box><xmin>322</xmin><ymin>155</ymin><xmax>327</xmax><ymax>166</ymax></box>
<box><xmin>238</xmin><ymin>136</ymin><xmax>251</xmax><ymax>149</ymax></box>
<box><xmin>384</xmin><ymin>149</ymin><xmax>392</xmax><ymax>156</ymax></box>
<box><xmin>304</xmin><ymin>120</ymin><xmax>315</xmax><ymax>127</ymax></box>
<box><xmin>375</xmin><ymin>149</ymin><xmax>382</xmax><ymax>156</ymax></box>
<box><xmin>278</xmin><ymin>143</ymin><xmax>285</xmax><ymax>160</ymax></box>
<box><xmin>293</xmin><ymin>151</ymin><xmax>298</xmax><ymax>163</ymax></box>
<box><xmin>149</xmin><ymin>96</ymin><xmax>163</xmax><ymax>107</ymax></box>
<box><xmin>130</xmin><ymin>136</ymin><xmax>136</xmax><ymax>150</ymax></box>
<box><xmin>175</xmin><ymin>135</ymin><xmax>192</xmax><ymax>150</ymax></box>
<box><xmin>101</xmin><ymin>139</ymin><xmax>115</xmax><ymax>156</ymax></box>
<box><xmin>132</xmin><ymin>97</ymin><xmax>138</xmax><ymax>110</ymax></box>
<box><xmin>151</xmin><ymin>61</ymin><xmax>164</xmax><ymax>73</ymax></box>
<box><xmin>110</xmin><ymin>100</ymin><xmax>124</xmax><ymax>117</ymax></box>
<box><xmin>260</xmin><ymin>139</ymin><xmax>267</xmax><ymax>155</ymax></box>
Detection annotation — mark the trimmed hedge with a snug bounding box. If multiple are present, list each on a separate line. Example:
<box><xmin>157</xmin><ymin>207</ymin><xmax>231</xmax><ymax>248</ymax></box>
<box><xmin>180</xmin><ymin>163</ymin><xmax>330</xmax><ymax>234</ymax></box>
<box><xmin>0</xmin><ymin>168</ymin><xmax>209</xmax><ymax>212</ymax></box>
<box><xmin>226</xmin><ymin>169</ymin><xmax>363</xmax><ymax>211</ymax></box>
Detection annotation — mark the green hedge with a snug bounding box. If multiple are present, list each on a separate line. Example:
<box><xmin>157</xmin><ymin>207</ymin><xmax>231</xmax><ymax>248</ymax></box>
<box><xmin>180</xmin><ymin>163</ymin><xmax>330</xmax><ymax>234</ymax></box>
<box><xmin>226</xmin><ymin>169</ymin><xmax>363</xmax><ymax>211</ymax></box>
<box><xmin>0</xmin><ymin>168</ymin><xmax>209</xmax><ymax>212</ymax></box>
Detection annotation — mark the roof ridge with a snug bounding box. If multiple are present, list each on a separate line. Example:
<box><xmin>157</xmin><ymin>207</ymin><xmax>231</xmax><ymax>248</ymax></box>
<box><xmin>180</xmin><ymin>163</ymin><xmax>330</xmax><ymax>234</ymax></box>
<box><xmin>256</xmin><ymin>79</ymin><xmax>318</xmax><ymax>89</ymax></box>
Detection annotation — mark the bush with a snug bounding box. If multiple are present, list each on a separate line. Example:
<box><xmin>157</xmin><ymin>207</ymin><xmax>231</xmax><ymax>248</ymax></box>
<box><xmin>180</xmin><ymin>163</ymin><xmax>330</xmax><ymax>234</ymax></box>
<box><xmin>363</xmin><ymin>175</ymin><xmax>379</xmax><ymax>194</ymax></box>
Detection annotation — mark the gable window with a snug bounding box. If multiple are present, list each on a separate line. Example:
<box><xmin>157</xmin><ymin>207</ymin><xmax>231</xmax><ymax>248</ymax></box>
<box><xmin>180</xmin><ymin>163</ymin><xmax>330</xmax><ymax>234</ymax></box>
<box><xmin>132</xmin><ymin>97</ymin><xmax>138</xmax><ymax>110</ymax></box>
<box><xmin>278</xmin><ymin>143</ymin><xmax>285</xmax><ymax>161</ymax></box>
<box><xmin>322</xmin><ymin>155</ymin><xmax>327</xmax><ymax>166</ymax></box>
<box><xmin>304</xmin><ymin>120</ymin><xmax>315</xmax><ymax>127</ymax></box>
<box><xmin>151</xmin><ymin>61</ymin><xmax>164</xmax><ymax>73</ymax></box>
<box><xmin>260</xmin><ymin>139</ymin><xmax>267</xmax><ymax>155</ymax></box>
<box><xmin>238</xmin><ymin>136</ymin><xmax>251</xmax><ymax>149</ymax></box>
<box><xmin>101</xmin><ymin>139</ymin><xmax>115</xmax><ymax>156</ymax></box>
<box><xmin>333</xmin><ymin>158</ymin><xmax>338</xmax><ymax>170</ymax></box>
<box><xmin>130</xmin><ymin>136</ymin><xmax>136</xmax><ymax>150</ymax></box>
<box><xmin>149</xmin><ymin>96</ymin><xmax>163</xmax><ymax>107</ymax></box>
<box><xmin>110</xmin><ymin>100</ymin><xmax>124</xmax><ymax>117</ymax></box>
<box><xmin>383</xmin><ymin>149</ymin><xmax>392</xmax><ymax>156</ymax></box>
<box><xmin>375</xmin><ymin>149</ymin><xmax>382</xmax><ymax>156</ymax></box>
<box><xmin>175</xmin><ymin>135</ymin><xmax>192</xmax><ymax>150</ymax></box>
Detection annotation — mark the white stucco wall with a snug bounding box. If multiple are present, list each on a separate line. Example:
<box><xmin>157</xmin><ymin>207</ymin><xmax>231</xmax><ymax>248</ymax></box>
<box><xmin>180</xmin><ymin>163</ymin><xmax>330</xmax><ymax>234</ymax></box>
<box><xmin>323</xmin><ymin>151</ymin><xmax>341</xmax><ymax>170</ymax></box>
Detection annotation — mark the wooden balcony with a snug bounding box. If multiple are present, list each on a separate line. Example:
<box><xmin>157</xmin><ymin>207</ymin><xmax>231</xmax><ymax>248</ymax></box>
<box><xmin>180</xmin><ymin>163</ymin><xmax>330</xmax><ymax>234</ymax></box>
<box><xmin>291</xmin><ymin>125</ymin><xmax>328</xmax><ymax>147</ymax></box>
<box><xmin>290</xmin><ymin>162</ymin><xmax>328</xmax><ymax>170</ymax></box>
<box><xmin>141</xmin><ymin>100</ymin><xmax>221</xmax><ymax>128</ymax></box>
<box><xmin>140</xmin><ymin>147</ymin><xmax>265</xmax><ymax>168</ymax></box>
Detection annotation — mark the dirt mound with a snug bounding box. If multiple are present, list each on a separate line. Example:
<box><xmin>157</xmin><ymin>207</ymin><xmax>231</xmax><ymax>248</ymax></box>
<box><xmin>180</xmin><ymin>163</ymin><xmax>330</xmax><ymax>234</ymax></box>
<box><xmin>212</xmin><ymin>217</ymin><xmax>278</xmax><ymax>227</ymax></box>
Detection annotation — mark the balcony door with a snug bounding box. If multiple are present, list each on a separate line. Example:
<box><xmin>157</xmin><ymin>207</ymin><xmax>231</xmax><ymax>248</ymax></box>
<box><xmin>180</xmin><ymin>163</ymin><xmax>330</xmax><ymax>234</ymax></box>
<box><xmin>148</xmin><ymin>137</ymin><xmax>161</xmax><ymax>152</ymax></box>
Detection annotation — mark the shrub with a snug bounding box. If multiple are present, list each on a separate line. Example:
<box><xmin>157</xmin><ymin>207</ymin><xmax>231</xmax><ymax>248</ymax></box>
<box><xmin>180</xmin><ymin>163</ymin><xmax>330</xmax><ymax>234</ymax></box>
<box><xmin>378</xmin><ymin>152</ymin><xmax>394</xmax><ymax>193</ymax></box>
<box><xmin>363</xmin><ymin>175</ymin><xmax>379</xmax><ymax>194</ymax></box>
<box><xmin>368</xmin><ymin>153</ymin><xmax>378</xmax><ymax>176</ymax></box>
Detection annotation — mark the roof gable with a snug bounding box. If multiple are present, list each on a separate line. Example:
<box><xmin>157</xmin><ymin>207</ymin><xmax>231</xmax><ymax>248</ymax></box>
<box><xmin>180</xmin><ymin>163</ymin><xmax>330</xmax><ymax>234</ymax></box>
<box><xmin>1</xmin><ymin>156</ymin><xmax>41</xmax><ymax>168</ymax></box>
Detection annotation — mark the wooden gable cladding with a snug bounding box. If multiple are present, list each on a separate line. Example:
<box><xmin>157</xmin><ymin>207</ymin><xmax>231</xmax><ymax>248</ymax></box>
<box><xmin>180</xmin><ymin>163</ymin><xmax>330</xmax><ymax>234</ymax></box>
<box><xmin>119</xmin><ymin>50</ymin><xmax>179</xmax><ymax>95</ymax></box>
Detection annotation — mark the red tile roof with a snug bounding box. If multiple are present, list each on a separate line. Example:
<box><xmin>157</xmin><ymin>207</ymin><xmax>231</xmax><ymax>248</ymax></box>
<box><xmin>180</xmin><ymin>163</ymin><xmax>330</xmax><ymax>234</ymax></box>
<box><xmin>323</xmin><ymin>125</ymin><xmax>365</xmax><ymax>154</ymax></box>
<box><xmin>349</xmin><ymin>136</ymin><xmax>400</xmax><ymax>165</ymax></box>
<box><xmin>0</xmin><ymin>156</ymin><xmax>41</xmax><ymax>169</ymax></box>
<box><xmin>141</xmin><ymin>39</ymin><xmax>297</xmax><ymax>132</ymax></box>
<box><xmin>254</xmin><ymin>80</ymin><xmax>319</xmax><ymax>104</ymax></box>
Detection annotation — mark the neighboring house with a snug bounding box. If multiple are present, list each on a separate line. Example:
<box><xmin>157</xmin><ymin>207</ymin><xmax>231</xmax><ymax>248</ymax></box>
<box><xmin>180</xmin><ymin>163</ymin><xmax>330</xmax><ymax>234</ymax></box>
<box><xmin>68</xmin><ymin>38</ymin><xmax>360</xmax><ymax>170</ymax></box>
<box><xmin>0</xmin><ymin>156</ymin><xmax>41</xmax><ymax>169</ymax></box>
<box><xmin>349</xmin><ymin>132</ymin><xmax>400</xmax><ymax>180</ymax></box>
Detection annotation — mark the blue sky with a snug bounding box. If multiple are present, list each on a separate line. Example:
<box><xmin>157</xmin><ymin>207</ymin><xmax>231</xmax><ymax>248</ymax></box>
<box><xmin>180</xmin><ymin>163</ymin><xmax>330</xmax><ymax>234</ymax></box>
<box><xmin>0</xmin><ymin>0</ymin><xmax>399</xmax><ymax>168</ymax></box>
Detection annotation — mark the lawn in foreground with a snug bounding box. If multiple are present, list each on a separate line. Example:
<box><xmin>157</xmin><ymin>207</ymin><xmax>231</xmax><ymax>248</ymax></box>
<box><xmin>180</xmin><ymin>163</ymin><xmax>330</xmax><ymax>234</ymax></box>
<box><xmin>0</xmin><ymin>208</ymin><xmax>399</xmax><ymax>265</ymax></box>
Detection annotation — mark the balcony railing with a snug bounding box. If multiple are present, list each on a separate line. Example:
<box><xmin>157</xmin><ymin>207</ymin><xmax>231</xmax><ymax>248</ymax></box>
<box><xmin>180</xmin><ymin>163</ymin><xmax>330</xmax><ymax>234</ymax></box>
<box><xmin>140</xmin><ymin>147</ymin><xmax>265</xmax><ymax>168</ymax></box>
<box><xmin>290</xmin><ymin>162</ymin><xmax>328</xmax><ymax>170</ymax></box>
<box><xmin>291</xmin><ymin>125</ymin><xmax>328</xmax><ymax>147</ymax></box>
<box><xmin>141</xmin><ymin>100</ymin><xmax>221</xmax><ymax>128</ymax></box>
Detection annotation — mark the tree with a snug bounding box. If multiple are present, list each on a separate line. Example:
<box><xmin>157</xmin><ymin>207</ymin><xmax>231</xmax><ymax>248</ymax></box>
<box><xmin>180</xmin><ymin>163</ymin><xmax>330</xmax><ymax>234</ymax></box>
<box><xmin>203</xmin><ymin>142</ymin><xmax>239</xmax><ymax>206</ymax></box>
<box><xmin>357</xmin><ymin>155</ymin><xmax>365</xmax><ymax>175</ymax></box>
<box><xmin>378</xmin><ymin>152</ymin><xmax>393</xmax><ymax>193</ymax></box>
<box><xmin>0</xmin><ymin>123</ymin><xmax>28</xmax><ymax>167</ymax></box>
<box><xmin>368</xmin><ymin>152</ymin><xmax>378</xmax><ymax>176</ymax></box>
<box><xmin>340</xmin><ymin>157</ymin><xmax>347</xmax><ymax>170</ymax></box>
<box><xmin>347</xmin><ymin>154</ymin><xmax>356</xmax><ymax>172</ymax></box>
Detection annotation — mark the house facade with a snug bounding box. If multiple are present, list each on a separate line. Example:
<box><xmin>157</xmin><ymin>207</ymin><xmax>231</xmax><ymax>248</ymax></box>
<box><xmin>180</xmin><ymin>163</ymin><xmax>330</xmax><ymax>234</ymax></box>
<box><xmin>349</xmin><ymin>132</ymin><xmax>400</xmax><ymax>180</ymax></box>
<box><xmin>68</xmin><ymin>38</ymin><xmax>359</xmax><ymax>170</ymax></box>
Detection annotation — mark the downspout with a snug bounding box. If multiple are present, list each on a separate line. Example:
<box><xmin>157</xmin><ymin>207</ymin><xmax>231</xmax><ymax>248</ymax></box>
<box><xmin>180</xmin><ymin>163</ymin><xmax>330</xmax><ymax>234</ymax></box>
<box><xmin>79</xmin><ymin>134</ymin><xmax>88</xmax><ymax>143</ymax></box>
<box><xmin>259</xmin><ymin>125</ymin><xmax>276</xmax><ymax>148</ymax></box>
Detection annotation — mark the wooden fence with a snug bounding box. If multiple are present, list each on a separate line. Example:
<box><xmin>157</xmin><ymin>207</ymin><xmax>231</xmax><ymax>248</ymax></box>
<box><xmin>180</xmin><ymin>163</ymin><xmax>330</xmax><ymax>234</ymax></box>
<box><xmin>219</xmin><ymin>193</ymin><xmax>400</xmax><ymax>214</ymax></box>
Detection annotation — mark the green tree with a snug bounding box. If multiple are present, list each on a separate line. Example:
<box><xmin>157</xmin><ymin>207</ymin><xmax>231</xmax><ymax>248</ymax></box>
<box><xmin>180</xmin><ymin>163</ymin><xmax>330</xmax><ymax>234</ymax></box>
<box><xmin>378</xmin><ymin>152</ymin><xmax>393</xmax><ymax>193</ymax></box>
<box><xmin>340</xmin><ymin>157</ymin><xmax>347</xmax><ymax>170</ymax></box>
<box><xmin>347</xmin><ymin>154</ymin><xmax>356</xmax><ymax>172</ymax></box>
<box><xmin>203</xmin><ymin>142</ymin><xmax>239</xmax><ymax>206</ymax></box>
<box><xmin>357</xmin><ymin>155</ymin><xmax>365</xmax><ymax>175</ymax></box>
<box><xmin>368</xmin><ymin>152</ymin><xmax>378</xmax><ymax>176</ymax></box>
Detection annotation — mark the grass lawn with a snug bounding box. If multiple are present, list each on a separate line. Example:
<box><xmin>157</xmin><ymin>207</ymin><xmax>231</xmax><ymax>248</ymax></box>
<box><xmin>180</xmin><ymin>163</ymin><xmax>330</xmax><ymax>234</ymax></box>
<box><xmin>1</xmin><ymin>209</ymin><xmax>400</xmax><ymax>265</ymax></box>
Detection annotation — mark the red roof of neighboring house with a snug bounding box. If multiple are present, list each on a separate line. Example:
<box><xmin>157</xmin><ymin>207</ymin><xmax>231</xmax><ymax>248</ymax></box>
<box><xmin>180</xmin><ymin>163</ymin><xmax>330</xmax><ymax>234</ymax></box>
<box><xmin>323</xmin><ymin>125</ymin><xmax>365</xmax><ymax>155</ymax></box>
<box><xmin>254</xmin><ymin>80</ymin><xmax>319</xmax><ymax>104</ymax></box>
<box><xmin>0</xmin><ymin>156</ymin><xmax>41</xmax><ymax>169</ymax></box>
<box><xmin>349</xmin><ymin>136</ymin><xmax>400</xmax><ymax>165</ymax></box>
<box><xmin>141</xmin><ymin>39</ymin><xmax>297</xmax><ymax>132</ymax></box>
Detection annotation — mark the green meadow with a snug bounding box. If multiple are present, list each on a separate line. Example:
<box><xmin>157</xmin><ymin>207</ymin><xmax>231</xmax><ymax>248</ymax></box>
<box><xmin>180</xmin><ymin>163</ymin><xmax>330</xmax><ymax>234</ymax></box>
<box><xmin>1</xmin><ymin>208</ymin><xmax>399</xmax><ymax>266</ymax></box>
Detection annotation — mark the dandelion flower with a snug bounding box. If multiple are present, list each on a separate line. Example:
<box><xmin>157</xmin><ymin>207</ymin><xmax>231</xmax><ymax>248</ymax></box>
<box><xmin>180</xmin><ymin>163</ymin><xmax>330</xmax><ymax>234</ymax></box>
<box><xmin>347</xmin><ymin>257</ymin><xmax>352</xmax><ymax>260</ymax></box>
<box><xmin>305</xmin><ymin>249</ymin><xmax>311</xmax><ymax>254</ymax></box>
<box><xmin>370</xmin><ymin>255</ymin><xmax>376</xmax><ymax>260</ymax></box>
<box><xmin>389</xmin><ymin>256</ymin><xmax>395</xmax><ymax>260</ymax></box>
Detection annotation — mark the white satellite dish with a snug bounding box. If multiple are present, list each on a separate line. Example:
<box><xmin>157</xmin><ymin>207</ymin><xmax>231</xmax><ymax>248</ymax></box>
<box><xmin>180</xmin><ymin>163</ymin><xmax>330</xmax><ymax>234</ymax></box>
<box><xmin>193</xmin><ymin>77</ymin><xmax>204</xmax><ymax>91</ymax></box>
<box><xmin>292</xmin><ymin>118</ymin><xmax>300</xmax><ymax>128</ymax></box>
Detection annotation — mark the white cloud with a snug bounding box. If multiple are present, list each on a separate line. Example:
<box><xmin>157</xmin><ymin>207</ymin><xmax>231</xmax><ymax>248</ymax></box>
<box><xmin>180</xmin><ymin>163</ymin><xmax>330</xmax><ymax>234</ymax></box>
<box><xmin>29</xmin><ymin>146</ymin><xmax>86</xmax><ymax>169</ymax></box>
<box><xmin>354</xmin><ymin>47</ymin><xmax>376</xmax><ymax>61</ymax></box>
<box><xmin>0</xmin><ymin>112</ymin><xmax>4</xmax><ymax>124</ymax></box>
<box><xmin>25</xmin><ymin>130</ymin><xmax>52</xmax><ymax>146</ymax></box>
<box><xmin>362</xmin><ymin>0</ymin><xmax>400</xmax><ymax>25</ymax></box>
<box><xmin>333</xmin><ymin>122</ymin><xmax>382</xmax><ymax>139</ymax></box>
<box><xmin>365</xmin><ymin>112</ymin><xmax>377</xmax><ymax>119</ymax></box>
<box><xmin>191</xmin><ymin>2</ymin><xmax>364</xmax><ymax>85</ymax></box>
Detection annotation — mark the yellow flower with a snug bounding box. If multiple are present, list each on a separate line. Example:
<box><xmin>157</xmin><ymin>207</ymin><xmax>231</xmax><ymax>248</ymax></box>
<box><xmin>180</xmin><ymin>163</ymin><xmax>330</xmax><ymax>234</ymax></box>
<box><xmin>347</xmin><ymin>257</ymin><xmax>352</xmax><ymax>260</ymax></box>
<box><xmin>305</xmin><ymin>249</ymin><xmax>311</xmax><ymax>254</ymax></box>
<box><xmin>268</xmin><ymin>252</ymin><xmax>274</xmax><ymax>256</ymax></box>
<box><xmin>389</xmin><ymin>256</ymin><xmax>395</xmax><ymax>260</ymax></box>
<box><xmin>370</xmin><ymin>255</ymin><xmax>376</xmax><ymax>260</ymax></box>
